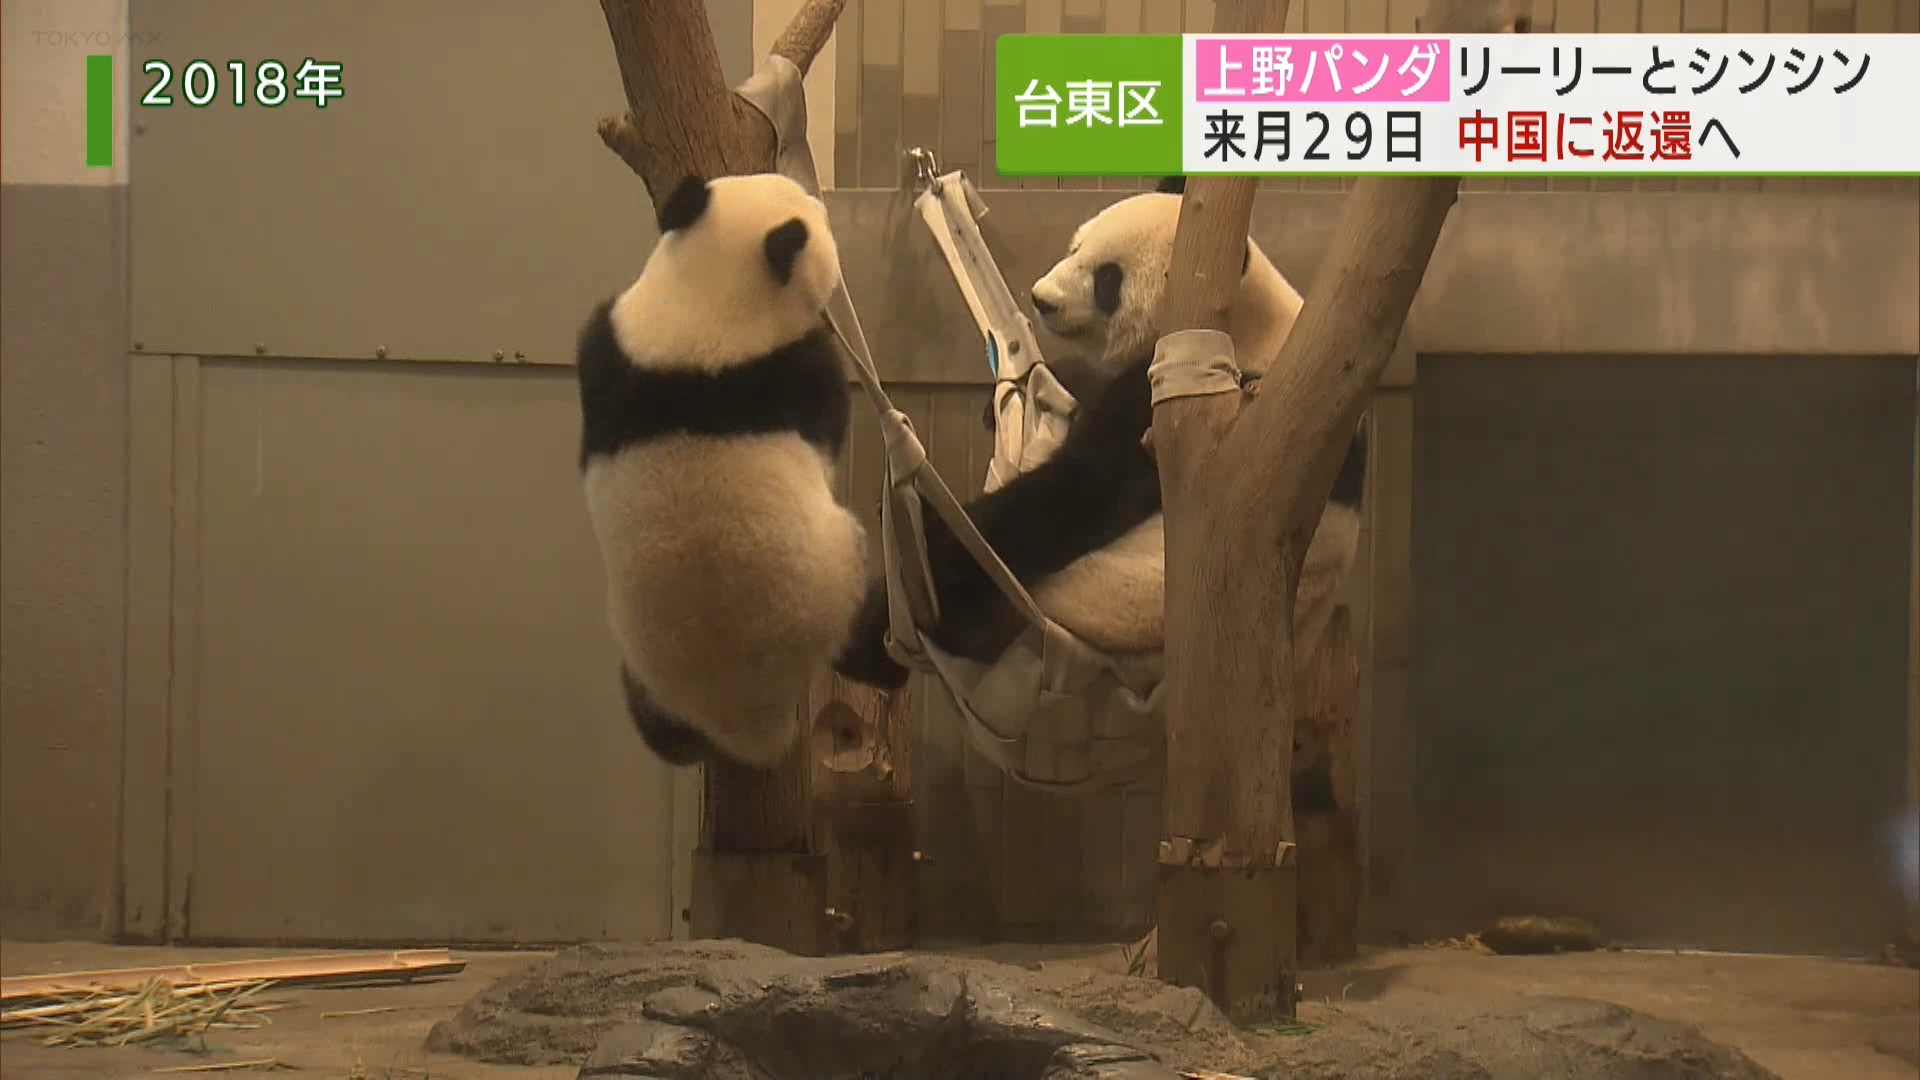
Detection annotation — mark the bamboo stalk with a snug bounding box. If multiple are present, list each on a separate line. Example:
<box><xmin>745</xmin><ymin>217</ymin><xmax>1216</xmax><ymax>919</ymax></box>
<box><xmin>2</xmin><ymin>977</ymin><xmax>284</xmax><ymax>1049</ymax></box>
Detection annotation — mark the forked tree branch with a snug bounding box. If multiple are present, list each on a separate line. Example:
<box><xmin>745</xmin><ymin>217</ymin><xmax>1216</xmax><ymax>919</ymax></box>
<box><xmin>1225</xmin><ymin>0</ymin><xmax>1533</xmax><ymax>555</ymax></box>
<box><xmin>1153</xmin><ymin>0</ymin><xmax>1533</xmax><ymax>861</ymax></box>
<box><xmin>1151</xmin><ymin>0</ymin><xmax>1530</xmax><ymax>1021</ymax></box>
<box><xmin>597</xmin><ymin>0</ymin><xmax>850</xmax><ymax>208</ymax></box>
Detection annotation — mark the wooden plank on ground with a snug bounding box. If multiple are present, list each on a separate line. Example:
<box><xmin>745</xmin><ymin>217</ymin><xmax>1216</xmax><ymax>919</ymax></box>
<box><xmin>1</xmin><ymin>949</ymin><xmax>466</xmax><ymax>1003</ymax></box>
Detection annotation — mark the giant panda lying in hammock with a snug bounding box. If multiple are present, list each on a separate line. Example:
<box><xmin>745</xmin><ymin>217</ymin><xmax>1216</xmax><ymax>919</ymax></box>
<box><xmin>835</xmin><ymin>177</ymin><xmax>1367</xmax><ymax>691</ymax></box>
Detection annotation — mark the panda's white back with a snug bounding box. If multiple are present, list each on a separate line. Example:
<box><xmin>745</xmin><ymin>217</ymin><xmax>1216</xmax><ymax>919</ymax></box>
<box><xmin>573</xmin><ymin>172</ymin><xmax>868</xmax><ymax>767</ymax></box>
<box><xmin>584</xmin><ymin>431</ymin><xmax>864</xmax><ymax>732</ymax></box>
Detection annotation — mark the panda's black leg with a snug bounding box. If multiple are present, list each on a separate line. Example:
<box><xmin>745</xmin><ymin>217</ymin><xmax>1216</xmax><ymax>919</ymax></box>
<box><xmin>1291</xmin><ymin>760</ymin><xmax>1338</xmax><ymax>817</ymax></box>
<box><xmin>620</xmin><ymin>665</ymin><xmax>712</xmax><ymax>767</ymax></box>
<box><xmin>832</xmin><ymin>579</ymin><xmax>913</xmax><ymax>690</ymax></box>
<box><xmin>1328</xmin><ymin>424</ymin><xmax>1369</xmax><ymax>511</ymax></box>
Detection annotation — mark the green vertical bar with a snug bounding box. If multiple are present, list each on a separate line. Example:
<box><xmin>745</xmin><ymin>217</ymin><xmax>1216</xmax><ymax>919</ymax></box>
<box><xmin>86</xmin><ymin>54</ymin><xmax>113</xmax><ymax>169</ymax></box>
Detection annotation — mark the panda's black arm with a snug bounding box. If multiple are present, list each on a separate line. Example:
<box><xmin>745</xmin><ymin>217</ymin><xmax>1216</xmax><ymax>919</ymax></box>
<box><xmin>831</xmin><ymin>499</ymin><xmax>1036</xmax><ymax>689</ymax></box>
<box><xmin>834</xmin><ymin>348</ymin><xmax>1162</xmax><ymax>686</ymax></box>
<box><xmin>939</xmin><ymin>394</ymin><xmax>1162</xmax><ymax>587</ymax></box>
<box><xmin>833</xmin><ymin>583</ymin><xmax>912</xmax><ymax>689</ymax></box>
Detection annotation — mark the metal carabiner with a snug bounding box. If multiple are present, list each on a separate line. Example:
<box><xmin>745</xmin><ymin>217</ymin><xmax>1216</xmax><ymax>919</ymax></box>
<box><xmin>906</xmin><ymin>146</ymin><xmax>941</xmax><ymax>192</ymax></box>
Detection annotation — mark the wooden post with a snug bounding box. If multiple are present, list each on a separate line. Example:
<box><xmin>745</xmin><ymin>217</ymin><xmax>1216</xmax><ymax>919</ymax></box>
<box><xmin>812</xmin><ymin>673</ymin><xmax>918</xmax><ymax>953</ymax></box>
<box><xmin>1152</xmin><ymin>0</ymin><xmax>1527</xmax><ymax>1023</ymax></box>
<box><xmin>594</xmin><ymin>0</ymin><xmax>917</xmax><ymax>957</ymax></box>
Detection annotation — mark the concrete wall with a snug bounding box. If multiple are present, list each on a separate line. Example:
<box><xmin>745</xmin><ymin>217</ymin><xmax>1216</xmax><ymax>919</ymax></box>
<box><xmin>0</xmin><ymin>0</ymin><xmax>134</xmax><ymax>940</ymax></box>
<box><xmin>0</xmin><ymin>0</ymin><xmax>758</xmax><ymax>944</ymax></box>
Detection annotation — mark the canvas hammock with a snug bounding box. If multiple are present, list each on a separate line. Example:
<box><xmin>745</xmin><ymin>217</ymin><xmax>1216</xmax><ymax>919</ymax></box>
<box><xmin>736</xmin><ymin>54</ymin><xmax>1344</xmax><ymax>792</ymax></box>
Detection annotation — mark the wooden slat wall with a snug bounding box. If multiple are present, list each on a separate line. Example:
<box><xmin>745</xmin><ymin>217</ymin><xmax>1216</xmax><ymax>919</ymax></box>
<box><xmin>831</xmin><ymin>378</ymin><xmax>1165</xmax><ymax>941</ymax></box>
<box><xmin>831</xmin><ymin>0</ymin><xmax>1920</xmax><ymax>197</ymax></box>
<box><xmin>825</xmin><ymin>0</ymin><xmax>1919</xmax><ymax>942</ymax></box>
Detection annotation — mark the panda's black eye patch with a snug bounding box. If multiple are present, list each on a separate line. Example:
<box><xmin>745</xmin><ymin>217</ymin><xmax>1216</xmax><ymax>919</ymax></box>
<box><xmin>1093</xmin><ymin>262</ymin><xmax>1124</xmax><ymax>316</ymax></box>
<box><xmin>763</xmin><ymin>217</ymin><xmax>811</xmax><ymax>286</ymax></box>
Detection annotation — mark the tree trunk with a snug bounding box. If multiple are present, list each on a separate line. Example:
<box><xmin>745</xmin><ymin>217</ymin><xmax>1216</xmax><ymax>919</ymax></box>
<box><xmin>595</xmin><ymin>0</ymin><xmax>917</xmax><ymax>958</ymax></box>
<box><xmin>1153</xmin><ymin>0</ymin><xmax>1524</xmax><ymax>1023</ymax></box>
<box><xmin>1151</xmin><ymin>0</ymin><xmax>1303</xmax><ymax>1025</ymax></box>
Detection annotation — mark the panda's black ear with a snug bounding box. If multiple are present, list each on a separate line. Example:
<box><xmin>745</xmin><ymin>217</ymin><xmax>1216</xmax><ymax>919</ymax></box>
<box><xmin>763</xmin><ymin>217</ymin><xmax>811</xmax><ymax>286</ymax></box>
<box><xmin>1155</xmin><ymin>176</ymin><xmax>1187</xmax><ymax>194</ymax></box>
<box><xmin>658</xmin><ymin>176</ymin><xmax>711</xmax><ymax>233</ymax></box>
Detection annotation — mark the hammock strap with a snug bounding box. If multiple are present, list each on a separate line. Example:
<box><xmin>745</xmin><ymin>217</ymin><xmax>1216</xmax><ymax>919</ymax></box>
<box><xmin>732</xmin><ymin>57</ymin><xmax>1046</xmax><ymax>663</ymax></box>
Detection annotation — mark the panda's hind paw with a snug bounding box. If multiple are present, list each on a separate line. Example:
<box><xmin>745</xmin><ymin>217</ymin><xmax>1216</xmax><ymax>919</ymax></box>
<box><xmin>832</xmin><ymin>581</ymin><xmax>913</xmax><ymax>690</ymax></box>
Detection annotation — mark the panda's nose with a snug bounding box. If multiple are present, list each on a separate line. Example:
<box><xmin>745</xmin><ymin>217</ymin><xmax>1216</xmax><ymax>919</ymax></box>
<box><xmin>1030</xmin><ymin>292</ymin><xmax>1058</xmax><ymax>316</ymax></box>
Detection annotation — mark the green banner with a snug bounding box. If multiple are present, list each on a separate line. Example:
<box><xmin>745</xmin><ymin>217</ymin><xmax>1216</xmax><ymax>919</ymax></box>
<box><xmin>87</xmin><ymin>55</ymin><xmax>114</xmax><ymax>169</ymax></box>
<box><xmin>993</xmin><ymin>34</ymin><xmax>1182</xmax><ymax>177</ymax></box>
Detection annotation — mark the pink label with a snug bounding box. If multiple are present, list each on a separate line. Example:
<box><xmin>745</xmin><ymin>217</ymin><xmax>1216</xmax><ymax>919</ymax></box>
<box><xmin>1193</xmin><ymin>37</ymin><xmax>1451</xmax><ymax>104</ymax></box>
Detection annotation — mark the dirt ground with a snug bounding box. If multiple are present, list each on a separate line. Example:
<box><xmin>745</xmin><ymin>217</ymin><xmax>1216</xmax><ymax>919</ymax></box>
<box><xmin>1</xmin><ymin>939</ymin><xmax>1914</xmax><ymax>1080</ymax></box>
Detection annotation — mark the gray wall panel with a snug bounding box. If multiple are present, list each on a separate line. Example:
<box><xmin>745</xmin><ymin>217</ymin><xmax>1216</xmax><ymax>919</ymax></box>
<box><xmin>128</xmin><ymin>0</ymin><xmax>659</xmax><ymax>366</ymax></box>
<box><xmin>181</xmin><ymin>358</ymin><xmax>675</xmax><ymax>943</ymax></box>
<box><xmin>0</xmin><ymin>184</ymin><xmax>129</xmax><ymax>940</ymax></box>
<box><xmin>1410</xmin><ymin>353</ymin><xmax>1916</xmax><ymax>954</ymax></box>
<box><xmin>113</xmin><ymin>0</ymin><xmax>766</xmax><ymax>946</ymax></box>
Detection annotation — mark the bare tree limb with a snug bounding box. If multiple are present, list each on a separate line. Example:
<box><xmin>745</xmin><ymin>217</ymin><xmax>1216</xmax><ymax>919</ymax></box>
<box><xmin>596</xmin><ymin>114</ymin><xmax>651</xmax><ymax>181</ymax></box>
<box><xmin>597</xmin><ymin>0</ymin><xmax>847</xmax><ymax>205</ymax></box>
<box><xmin>773</xmin><ymin>0</ymin><xmax>851</xmax><ymax>73</ymax></box>
<box><xmin>1226</xmin><ymin>179</ymin><xmax>1462</xmax><ymax>543</ymax></box>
